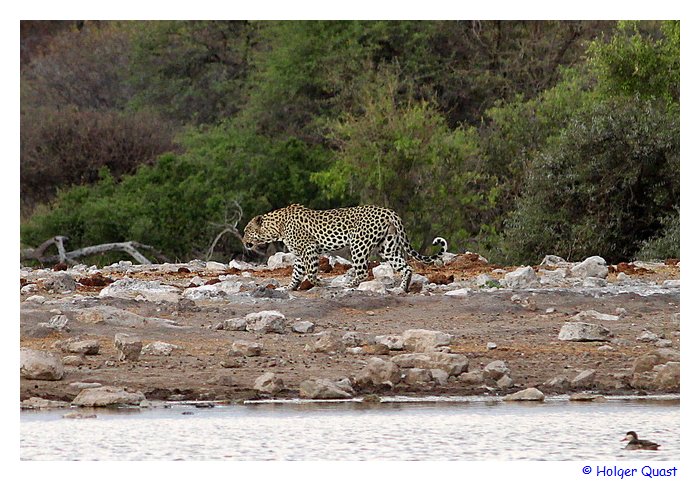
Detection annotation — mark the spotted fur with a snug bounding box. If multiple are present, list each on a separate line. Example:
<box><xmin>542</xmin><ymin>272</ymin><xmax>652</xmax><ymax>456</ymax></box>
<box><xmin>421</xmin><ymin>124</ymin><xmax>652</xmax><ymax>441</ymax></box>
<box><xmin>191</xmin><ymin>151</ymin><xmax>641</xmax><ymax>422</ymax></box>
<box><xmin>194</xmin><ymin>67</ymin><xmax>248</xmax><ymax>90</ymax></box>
<box><xmin>242</xmin><ymin>204</ymin><xmax>447</xmax><ymax>292</ymax></box>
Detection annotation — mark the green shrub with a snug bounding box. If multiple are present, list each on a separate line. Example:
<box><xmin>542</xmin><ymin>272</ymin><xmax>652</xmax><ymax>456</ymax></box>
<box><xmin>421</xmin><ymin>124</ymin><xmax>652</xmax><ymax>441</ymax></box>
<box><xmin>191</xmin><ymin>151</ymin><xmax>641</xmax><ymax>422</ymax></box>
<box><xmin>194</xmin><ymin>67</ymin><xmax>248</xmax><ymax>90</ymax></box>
<box><xmin>21</xmin><ymin>126</ymin><xmax>334</xmax><ymax>263</ymax></box>
<box><xmin>636</xmin><ymin>208</ymin><xmax>680</xmax><ymax>261</ymax></box>
<box><xmin>499</xmin><ymin>97</ymin><xmax>679</xmax><ymax>264</ymax></box>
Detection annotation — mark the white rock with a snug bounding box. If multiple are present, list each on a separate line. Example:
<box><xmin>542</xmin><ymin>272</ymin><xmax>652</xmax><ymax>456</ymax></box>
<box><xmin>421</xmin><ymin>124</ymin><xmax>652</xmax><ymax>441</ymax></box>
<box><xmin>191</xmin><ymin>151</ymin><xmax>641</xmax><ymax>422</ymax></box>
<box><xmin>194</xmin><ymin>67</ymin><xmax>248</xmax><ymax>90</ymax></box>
<box><xmin>375</xmin><ymin>335</ymin><xmax>405</xmax><ymax>350</ymax></box>
<box><xmin>571</xmin><ymin>256</ymin><xmax>608</xmax><ymax>279</ymax></box>
<box><xmin>354</xmin><ymin>357</ymin><xmax>401</xmax><ymax>388</ymax></box>
<box><xmin>571</xmin><ymin>369</ymin><xmax>596</xmax><ymax>387</ymax></box>
<box><xmin>182</xmin><ymin>280</ymin><xmax>242</xmax><ymax>300</ymax></box>
<box><xmin>558</xmin><ymin>322</ymin><xmax>612</xmax><ymax>342</ymax></box>
<box><xmin>20</xmin><ymin>348</ymin><xmax>64</xmax><ymax>380</ymax></box>
<box><xmin>205</xmin><ymin>261</ymin><xmax>228</xmax><ymax>271</ymax></box>
<box><xmin>222</xmin><ymin>318</ymin><xmax>247</xmax><ymax>331</ymax></box>
<box><xmin>99</xmin><ymin>278</ymin><xmax>180</xmax><ymax>303</ymax></box>
<box><xmin>401</xmin><ymin>329</ymin><xmax>453</xmax><ymax>352</ymax></box>
<box><xmin>357</xmin><ymin>280</ymin><xmax>387</xmax><ymax>294</ymax></box>
<box><xmin>502</xmin><ymin>266</ymin><xmax>539</xmax><ymax>289</ymax></box>
<box><xmin>662</xmin><ymin>279</ymin><xmax>680</xmax><ymax>288</ymax></box>
<box><xmin>229</xmin><ymin>340</ymin><xmax>262</xmax><ymax>357</ymax></box>
<box><xmin>254</xmin><ymin>372</ymin><xmax>285</xmax><ymax>395</ymax></box>
<box><xmin>504</xmin><ymin>387</ymin><xmax>545</xmax><ymax>401</ymax></box>
<box><xmin>292</xmin><ymin>320</ymin><xmax>315</xmax><ymax>334</ymax></box>
<box><xmin>24</xmin><ymin>295</ymin><xmax>47</xmax><ymax>304</ymax></box>
<box><xmin>228</xmin><ymin>259</ymin><xmax>256</xmax><ymax>270</ymax></box>
<box><xmin>540</xmin><ymin>255</ymin><xmax>567</xmax><ymax>266</ymax></box>
<box><xmin>267</xmin><ymin>252</ymin><xmax>296</xmax><ymax>269</ymax></box>
<box><xmin>141</xmin><ymin>341</ymin><xmax>181</xmax><ymax>356</ymax></box>
<box><xmin>372</xmin><ymin>263</ymin><xmax>395</xmax><ymax>285</ymax></box>
<box><xmin>114</xmin><ymin>333</ymin><xmax>142</xmax><ymax>361</ymax></box>
<box><xmin>391</xmin><ymin>352</ymin><xmax>468</xmax><ymax>376</ymax></box>
<box><xmin>299</xmin><ymin>378</ymin><xmax>353</xmax><ymax>399</ymax></box>
<box><xmin>72</xmin><ymin>386</ymin><xmax>145</xmax><ymax>407</ymax></box>
<box><xmin>484</xmin><ymin>360</ymin><xmax>510</xmax><ymax>380</ymax></box>
<box><xmin>245</xmin><ymin>310</ymin><xmax>286</xmax><ymax>334</ymax></box>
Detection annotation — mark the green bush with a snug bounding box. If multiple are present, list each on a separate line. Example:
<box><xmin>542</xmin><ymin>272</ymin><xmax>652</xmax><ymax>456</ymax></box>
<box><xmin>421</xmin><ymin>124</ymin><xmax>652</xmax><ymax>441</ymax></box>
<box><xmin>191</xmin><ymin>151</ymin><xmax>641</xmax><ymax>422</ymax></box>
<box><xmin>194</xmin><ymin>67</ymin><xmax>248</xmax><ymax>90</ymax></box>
<box><xmin>21</xmin><ymin>126</ymin><xmax>334</xmax><ymax>262</ymax></box>
<box><xmin>313</xmin><ymin>70</ymin><xmax>498</xmax><ymax>251</ymax></box>
<box><xmin>498</xmin><ymin>97</ymin><xmax>679</xmax><ymax>264</ymax></box>
<box><xmin>636</xmin><ymin>207</ymin><xmax>680</xmax><ymax>260</ymax></box>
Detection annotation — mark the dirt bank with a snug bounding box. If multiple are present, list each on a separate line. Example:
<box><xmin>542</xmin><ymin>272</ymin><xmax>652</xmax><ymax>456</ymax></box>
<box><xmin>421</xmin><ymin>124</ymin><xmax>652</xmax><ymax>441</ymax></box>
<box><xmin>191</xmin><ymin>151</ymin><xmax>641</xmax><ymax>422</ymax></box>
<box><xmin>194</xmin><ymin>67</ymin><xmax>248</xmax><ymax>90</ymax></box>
<box><xmin>20</xmin><ymin>256</ymin><xmax>680</xmax><ymax>403</ymax></box>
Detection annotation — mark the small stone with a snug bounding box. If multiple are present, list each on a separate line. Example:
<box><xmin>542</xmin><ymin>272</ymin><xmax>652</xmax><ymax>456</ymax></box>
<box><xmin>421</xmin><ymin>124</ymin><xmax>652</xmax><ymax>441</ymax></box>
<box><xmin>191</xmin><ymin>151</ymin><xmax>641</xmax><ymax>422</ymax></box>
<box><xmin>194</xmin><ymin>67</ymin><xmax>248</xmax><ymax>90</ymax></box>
<box><xmin>375</xmin><ymin>335</ymin><xmax>405</xmax><ymax>351</ymax></box>
<box><xmin>222</xmin><ymin>318</ymin><xmax>248</xmax><ymax>331</ymax></box>
<box><xmin>558</xmin><ymin>322</ymin><xmax>612</xmax><ymax>342</ymax></box>
<box><xmin>458</xmin><ymin>371</ymin><xmax>484</xmax><ymax>385</ymax></box>
<box><xmin>229</xmin><ymin>340</ymin><xmax>262</xmax><ymax>357</ymax></box>
<box><xmin>496</xmin><ymin>374</ymin><xmax>514</xmax><ymax>388</ymax></box>
<box><xmin>504</xmin><ymin>387</ymin><xmax>545</xmax><ymax>401</ymax></box>
<box><xmin>570</xmin><ymin>256</ymin><xmax>608</xmax><ymax>279</ymax></box>
<box><xmin>142</xmin><ymin>341</ymin><xmax>181</xmax><ymax>356</ymax></box>
<box><xmin>502</xmin><ymin>266</ymin><xmax>539</xmax><ymax>289</ymax></box>
<box><xmin>292</xmin><ymin>321</ymin><xmax>315</xmax><ymax>334</ymax></box>
<box><xmin>299</xmin><ymin>378</ymin><xmax>353</xmax><ymax>399</ymax></box>
<box><xmin>486</xmin><ymin>342</ymin><xmax>497</xmax><ymax>350</ymax></box>
<box><xmin>72</xmin><ymin>386</ymin><xmax>145</xmax><ymax>407</ymax></box>
<box><xmin>254</xmin><ymin>372</ymin><xmax>285</xmax><ymax>395</ymax></box>
<box><xmin>483</xmin><ymin>360</ymin><xmax>510</xmax><ymax>380</ymax></box>
<box><xmin>245</xmin><ymin>310</ymin><xmax>286</xmax><ymax>334</ymax></box>
<box><xmin>20</xmin><ymin>348</ymin><xmax>64</xmax><ymax>380</ymax></box>
<box><xmin>569</xmin><ymin>393</ymin><xmax>606</xmax><ymax>402</ymax></box>
<box><xmin>114</xmin><ymin>333</ymin><xmax>142</xmax><ymax>362</ymax></box>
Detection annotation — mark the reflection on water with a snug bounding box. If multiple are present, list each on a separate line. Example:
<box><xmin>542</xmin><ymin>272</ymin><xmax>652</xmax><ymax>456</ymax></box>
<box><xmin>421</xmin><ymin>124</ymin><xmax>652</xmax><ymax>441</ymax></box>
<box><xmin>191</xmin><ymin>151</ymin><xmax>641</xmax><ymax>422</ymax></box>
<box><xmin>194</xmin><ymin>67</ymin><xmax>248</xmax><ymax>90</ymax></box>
<box><xmin>20</xmin><ymin>398</ymin><xmax>679</xmax><ymax>461</ymax></box>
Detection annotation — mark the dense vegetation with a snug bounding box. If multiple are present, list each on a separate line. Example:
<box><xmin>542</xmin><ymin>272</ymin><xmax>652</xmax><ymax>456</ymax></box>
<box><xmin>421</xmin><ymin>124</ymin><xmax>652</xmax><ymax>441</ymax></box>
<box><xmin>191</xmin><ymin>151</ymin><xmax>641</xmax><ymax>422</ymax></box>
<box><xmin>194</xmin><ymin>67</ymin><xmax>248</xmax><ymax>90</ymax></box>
<box><xmin>20</xmin><ymin>20</ymin><xmax>680</xmax><ymax>264</ymax></box>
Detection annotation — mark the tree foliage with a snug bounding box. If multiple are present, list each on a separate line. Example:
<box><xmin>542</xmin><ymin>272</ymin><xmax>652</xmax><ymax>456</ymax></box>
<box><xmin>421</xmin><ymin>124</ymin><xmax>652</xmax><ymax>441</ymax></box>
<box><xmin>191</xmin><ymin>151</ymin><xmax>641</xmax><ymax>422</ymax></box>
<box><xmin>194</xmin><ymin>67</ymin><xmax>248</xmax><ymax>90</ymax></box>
<box><xmin>20</xmin><ymin>20</ymin><xmax>680</xmax><ymax>264</ymax></box>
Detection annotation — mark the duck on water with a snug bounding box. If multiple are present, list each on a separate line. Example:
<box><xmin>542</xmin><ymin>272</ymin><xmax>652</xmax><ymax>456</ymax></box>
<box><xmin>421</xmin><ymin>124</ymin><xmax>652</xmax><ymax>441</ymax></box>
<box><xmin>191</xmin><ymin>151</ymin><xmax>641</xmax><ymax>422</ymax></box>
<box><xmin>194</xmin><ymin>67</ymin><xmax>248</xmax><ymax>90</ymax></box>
<box><xmin>622</xmin><ymin>431</ymin><xmax>661</xmax><ymax>450</ymax></box>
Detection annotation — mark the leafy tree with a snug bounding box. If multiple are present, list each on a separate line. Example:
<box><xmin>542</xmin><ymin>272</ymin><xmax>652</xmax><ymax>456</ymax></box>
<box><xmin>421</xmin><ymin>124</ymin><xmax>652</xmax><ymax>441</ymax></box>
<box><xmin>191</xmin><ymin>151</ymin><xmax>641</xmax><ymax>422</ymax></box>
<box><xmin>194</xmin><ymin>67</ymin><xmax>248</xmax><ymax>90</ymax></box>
<box><xmin>313</xmin><ymin>68</ymin><xmax>497</xmax><ymax>251</ymax></box>
<box><xmin>129</xmin><ymin>21</ymin><xmax>254</xmax><ymax>125</ymax></box>
<box><xmin>499</xmin><ymin>97</ymin><xmax>679</xmax><ymax>264</ymax></box>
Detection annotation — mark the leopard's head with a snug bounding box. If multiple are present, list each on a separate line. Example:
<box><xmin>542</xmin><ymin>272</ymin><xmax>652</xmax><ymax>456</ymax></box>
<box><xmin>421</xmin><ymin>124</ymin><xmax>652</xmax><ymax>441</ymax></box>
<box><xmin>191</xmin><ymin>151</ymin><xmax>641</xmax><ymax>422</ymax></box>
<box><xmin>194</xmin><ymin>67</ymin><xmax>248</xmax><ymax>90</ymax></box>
<box><xmin>242</xmin><ymin>213</ymin><xmax>281</xmax><ymax>249</ymax></box>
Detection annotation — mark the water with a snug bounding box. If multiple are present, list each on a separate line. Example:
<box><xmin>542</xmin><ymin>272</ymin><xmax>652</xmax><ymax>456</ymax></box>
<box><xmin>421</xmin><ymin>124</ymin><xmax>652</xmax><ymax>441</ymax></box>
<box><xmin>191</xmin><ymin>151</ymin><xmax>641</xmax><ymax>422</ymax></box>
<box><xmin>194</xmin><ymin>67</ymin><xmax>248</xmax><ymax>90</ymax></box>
<box><xmin>20</xmin><ymin>397</ymin><xmax>679</xmax><ymax>461</ymax></box>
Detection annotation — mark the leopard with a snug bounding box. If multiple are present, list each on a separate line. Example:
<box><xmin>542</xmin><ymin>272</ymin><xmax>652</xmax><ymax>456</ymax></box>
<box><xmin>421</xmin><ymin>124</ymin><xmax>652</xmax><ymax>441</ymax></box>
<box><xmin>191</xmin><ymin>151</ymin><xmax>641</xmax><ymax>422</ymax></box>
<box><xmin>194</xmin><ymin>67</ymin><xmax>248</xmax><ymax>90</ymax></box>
<box><xmin>242</xmin><ymin>204</ymin><xmax>447</xmax><ymax>292</ymax></box>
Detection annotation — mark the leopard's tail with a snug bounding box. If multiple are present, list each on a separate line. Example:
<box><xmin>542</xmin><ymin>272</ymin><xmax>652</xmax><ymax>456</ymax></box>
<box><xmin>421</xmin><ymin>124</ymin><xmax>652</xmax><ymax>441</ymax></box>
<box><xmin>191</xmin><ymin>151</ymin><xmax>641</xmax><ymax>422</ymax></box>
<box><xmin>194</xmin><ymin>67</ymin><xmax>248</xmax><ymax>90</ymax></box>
<box><xmin>408</xmin><ymin>237</ymin><xmax>447</xmax><ymax>265</ymax></box>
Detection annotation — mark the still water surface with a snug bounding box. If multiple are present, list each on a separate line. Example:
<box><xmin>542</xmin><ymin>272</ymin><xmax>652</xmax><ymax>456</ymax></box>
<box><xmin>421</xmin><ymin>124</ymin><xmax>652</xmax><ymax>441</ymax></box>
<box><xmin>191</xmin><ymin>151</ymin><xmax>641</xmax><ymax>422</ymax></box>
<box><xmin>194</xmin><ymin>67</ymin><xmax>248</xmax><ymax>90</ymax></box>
<box><xmin>20</xmin><ymin>396</ymin><xmax>679</xmax><ymax>461</ymax></box>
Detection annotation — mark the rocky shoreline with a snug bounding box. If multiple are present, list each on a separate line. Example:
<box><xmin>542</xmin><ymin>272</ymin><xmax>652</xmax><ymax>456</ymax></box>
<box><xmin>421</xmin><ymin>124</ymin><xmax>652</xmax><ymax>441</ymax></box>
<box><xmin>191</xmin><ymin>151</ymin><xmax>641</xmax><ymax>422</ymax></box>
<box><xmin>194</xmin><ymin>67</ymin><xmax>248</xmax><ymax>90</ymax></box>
<box><xmin>20</xmin><ymin>253</ymin><xmax>680</xmax><ymax>409</ymax></box>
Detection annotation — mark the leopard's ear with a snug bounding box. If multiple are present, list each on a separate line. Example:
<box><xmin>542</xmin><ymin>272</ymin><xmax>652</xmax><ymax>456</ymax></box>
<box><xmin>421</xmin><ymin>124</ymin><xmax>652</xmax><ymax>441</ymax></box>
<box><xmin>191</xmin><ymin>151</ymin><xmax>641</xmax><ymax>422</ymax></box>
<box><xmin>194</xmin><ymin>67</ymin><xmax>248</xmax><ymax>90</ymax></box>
<box><xmin>250</xmin><ymin>215</ymin><xmax>263</xmax><ymax>226</ymax></box>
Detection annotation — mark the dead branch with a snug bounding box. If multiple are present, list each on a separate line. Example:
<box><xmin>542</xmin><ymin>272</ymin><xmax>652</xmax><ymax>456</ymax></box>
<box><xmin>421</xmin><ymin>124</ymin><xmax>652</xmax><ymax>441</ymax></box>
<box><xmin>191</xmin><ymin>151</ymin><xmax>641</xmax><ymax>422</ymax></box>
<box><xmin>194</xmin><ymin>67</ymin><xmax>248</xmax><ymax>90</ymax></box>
<box><xmin>205</xmin><ymin>200</ymin><xmax>265</xmax><ymax>259</ymax></box>
<box><xmin>21</xmin><ymin>239</ymin><xmax>155</xmax><ymax>265</ymax></box>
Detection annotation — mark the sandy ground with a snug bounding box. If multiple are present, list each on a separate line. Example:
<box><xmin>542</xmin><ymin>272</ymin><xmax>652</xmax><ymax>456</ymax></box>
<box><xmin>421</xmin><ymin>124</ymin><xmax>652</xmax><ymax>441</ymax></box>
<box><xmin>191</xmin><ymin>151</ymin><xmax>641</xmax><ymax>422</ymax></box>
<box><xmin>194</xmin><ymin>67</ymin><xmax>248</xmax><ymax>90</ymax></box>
<box><xmin>20</xmin><ymin>255</ymin><xmax>680</xmax><ymax>403</ymax></box>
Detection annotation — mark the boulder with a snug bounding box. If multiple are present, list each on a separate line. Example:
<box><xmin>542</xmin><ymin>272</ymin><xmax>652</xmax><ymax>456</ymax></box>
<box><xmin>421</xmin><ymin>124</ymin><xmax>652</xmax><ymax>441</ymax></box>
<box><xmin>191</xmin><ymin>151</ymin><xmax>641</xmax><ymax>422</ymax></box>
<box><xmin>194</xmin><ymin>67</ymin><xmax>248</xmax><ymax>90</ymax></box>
<box><xmin>221</xmin><ymin>318</ymin><xmax>248</xmax><ymax>331</ymax></box>
<box><xmin>496</xmin><ymin>374</ymin><xmax>514</xmax><ymax>389</ymax></box>
<box><xmin>558</xmin><ymin>322</ymin><xmax>612</xmax><ymax>342</ymax></box>
<box><xmin>182</xmin><ymin>281</ymin><xmax>242</xmax><ymax>300</ymax></box>
<box><xmin>99</xmin><ymin>277</ymin><xmax>180</xmax><ymax>303</ymax></box>
<box><xmin>20</xmin><ymin>348</ymin><xmax>64</xmax><ymax>380</ymax></box>
<box><xmin>254</xmin><ymin>372</ymin><xmax>285</xmax><ymax>395</ymax></box>
<box><xmin>540</xmin><ymin>255</ymin><xmax>567</xmax><ymax>267</ymax></box>
<box><xmin>354</xmin><ymin>357</ymin><xmax>401</xmax><ymax>389</ymax></box>
<box><xmin>458</xmin><ymin>371</ymin><xmax>484</xmax><ymax>385</ymax></box>
<box><xmin>571</xmin><ymin>369</ymin><xmax>596</xmax><ymax>388</ymax></box>
<box><xmin>292</xmin><ymin>320</ymin><xmax>315</xmax><ymax>334</ymax></box>
<box><xmin>75</xmin><ymin>306</ymin><xmax>146</xmax><ymax>327</ymax></box>
<box><xmin>299</xmin><ymin>378</ymin><xmax>354</xmax><ymax>399</ymax></box>
<box><xmin>372</xmin><ymin>263</ymin><xmax>395</xmax><ymax>286</ymax></box>
<box><xmin>483</xmin><ymin>360</ymin><xmax>510</xmax><ymax>380</ymax></box>
<box><xmin>375</xmin><ymin>335</ymin><xmax>405</xmax><ymax>351</ymax></box>
<box><xmin>402</xmin><ymin>368</ymin><xmax>434</xmax><ymax>386</ymax></box>
<box><xmin>44</xmin><ymin>272</ymin><xmax>77</xmax><ymax>292</ymax></box>
<box><xmin>245</xmin><ymin>310</ymin><xmax>286</xmax><ymax>334</ymax></box>
<box><xmin>504</xmin><ymin>387</ymin><xmax>545</xmax><ymax>402</ymax></box>
<box><xmin>357</xmin><ymin>280</ymin><xmax>387</xmax><ymax>294</ymax></box>
<box><xmin>571</xmin><ymin>256</ymin><xmax>608</xmax><ymax>279</ymax></box>
<box><xmin>653</xmin><ymin>362</ymin><xmax>680</xmax><ymax>390</ymax></box>
<box><xmin>306</xmin><ymin>332</ymin><xmax>343</xmax><ymax>354</ymax></box>
<box><xmin>391</xmin><ymin>352</ymin><xmax>468</xmax><ymax>376</ymax></box>
<box><xmin>141</xmin><ymin>341</ymin><xmax>181</xmax><ymax>356</ymax></box>
<box><xmin>55</xmin><ymin>337</ymin><xmax>100</xmax><ymax>355</ymax></box>
<box><xmin>114</xmin><ymin>333</ymin><xmax>142</xmax><ymax>361</ymax></box>
<box><xmin>401</xmin><ymin>329</ymin><xmax>453</xmax><ymax>352</ymax></box>
<box><xmin>21</xmin><ymin>397</ymin><xmax>70</xmax><ymax>410</ymax></box>
<box><xmin>267</xmin><ymin>252</ymin><xmax>296</xmax><ymax>269</ymax></box>
<box><xmin>502</xmin><ymin>266</ymin><xmax>539</xmax><ymax>289</ymax></box>
<box><xmin>72</xmin><ymin>386</ymin><xmax>145</xmax><ymax>407</ymax></box>
<box><xmin>341</xmin><ymin>331</ymin><xmax>371</xmax><ymax>347</ymax></box>
<box><xmin>229</xmin><ymin>340</ymin><xmax>262</xmax><ymax>357</ymax></box>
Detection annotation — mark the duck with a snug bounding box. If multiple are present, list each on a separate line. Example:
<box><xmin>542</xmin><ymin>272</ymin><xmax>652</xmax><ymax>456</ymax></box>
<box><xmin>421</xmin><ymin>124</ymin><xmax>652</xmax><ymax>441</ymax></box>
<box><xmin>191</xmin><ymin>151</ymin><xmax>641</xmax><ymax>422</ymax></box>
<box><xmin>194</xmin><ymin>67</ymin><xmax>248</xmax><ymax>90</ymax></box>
<box><xmin>621</xmin><ymin>431</ymin><xmax>660</xmax><ymax>450</ymax></box>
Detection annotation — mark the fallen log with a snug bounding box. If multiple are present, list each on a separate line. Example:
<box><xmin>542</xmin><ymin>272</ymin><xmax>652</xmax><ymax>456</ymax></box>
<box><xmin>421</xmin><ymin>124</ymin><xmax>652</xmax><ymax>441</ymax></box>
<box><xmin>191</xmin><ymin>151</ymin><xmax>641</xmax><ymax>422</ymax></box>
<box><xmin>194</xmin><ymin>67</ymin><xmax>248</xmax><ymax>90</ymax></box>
<box><xmin>21</xmin><ymin>238</ymin><xmax>155</xmax><ymax>265</ymax></box>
